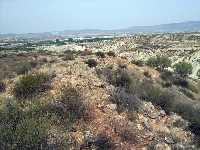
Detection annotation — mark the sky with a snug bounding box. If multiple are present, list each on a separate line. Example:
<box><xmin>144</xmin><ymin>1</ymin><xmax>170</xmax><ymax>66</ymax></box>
<box><xmin>0</xmin><ymin>0</ymin><xmax>200</xmax><ymax>34</ymax></box>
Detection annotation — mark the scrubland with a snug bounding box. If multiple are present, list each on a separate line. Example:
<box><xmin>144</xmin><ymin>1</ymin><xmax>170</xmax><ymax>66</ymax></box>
<box><xmin>0</xmin><ymin>34</ymin><xmax>200</xmax><ymax>149</ymax></box>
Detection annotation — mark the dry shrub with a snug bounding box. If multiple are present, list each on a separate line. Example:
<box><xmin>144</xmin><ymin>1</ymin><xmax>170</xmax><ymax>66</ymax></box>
<box><xmin>144</xmin><ymin>71</ymin><xmax>151</xmax><ymax>78</ymax></box>
<box><xmin>80</xmin><ymin>50</ymin><xmax>92</xmax><ymax>56</ymax></box>
<box><xmin>96</xmin><ymin>51</ymin><xmax>106</xmax><ymax>58</ymax></box>
<box><xmin>111</xmin><ymin>88</ymin><xmax>141</xmax><ymax>113</ymax></box>
<box><xmin>110</xmin><ymin>117</ymin><xmax>139</xmax><ymax>145</ymax></box>
<box><xmin>62</xmin><ymin>54</ymin><xmax>75</xmax><ymax>61</ymax></box>
<box><xmin>93</xmin><ymin>134</ymin><xmax>115</xmax><ymax>150</ymax></box>
<box><xmin>62</xmin><ymin>50</ymin><xmax>75</xmax><ymax>61</ymax></box>
<box><xmin>111</xmin><ymin>68</ymin><xmax>132</xmax><ymax>87</ymax></box>
<box><xmin>40</xmin><ymin>57</ymin><xmax>48</xmax><ymax>63</ymax></box>
<box><xmin>131</xmin><ymin>60</ymin><xmax>144</xmax><ymax>66</ymax></box>
<box><xmin>59</xmin><ymin>85</ymin><xmax>88</xmax><ymax>121</ymax></box>
<box><xmin>0</xmin><ymin>81</ymin><xmax>6</xmax><ymax>93</ymax></box>
<box><xmin>107</xmin><ymin>51</ymin><xmax>116</xmax><ymax>57</ymax></box>
<box><xmin>85</xmin><ymin>59</ymin><xmax>98</xmax><ymax>68</ymax></box>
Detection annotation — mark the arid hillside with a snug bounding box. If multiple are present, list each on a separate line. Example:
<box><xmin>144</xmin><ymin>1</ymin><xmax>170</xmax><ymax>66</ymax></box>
<box><xmin>0</xmin><ymin>46</ymin><xmax>200</xmax><ymax>149</ymax></box>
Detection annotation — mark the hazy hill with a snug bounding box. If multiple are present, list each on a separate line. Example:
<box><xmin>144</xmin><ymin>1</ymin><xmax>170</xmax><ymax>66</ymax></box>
<box><xmin>1</xmin><ymin>21</ymin><xmax>200</xmax><ymax>40</ymax></box>
<box><xmin>122</xmin><ymin>21</ymin><xmax>200</xmax><ymax>33</ymax></box>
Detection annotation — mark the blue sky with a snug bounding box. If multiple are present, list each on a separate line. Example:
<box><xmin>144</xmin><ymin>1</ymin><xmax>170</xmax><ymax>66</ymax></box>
<box><xmin>0</xmin><ymin>0</ymin><xmax>200</xmax><ymax>34</ymax></box>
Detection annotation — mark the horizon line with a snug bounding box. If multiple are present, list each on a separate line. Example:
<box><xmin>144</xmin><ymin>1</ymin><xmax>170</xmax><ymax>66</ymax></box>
<box><xmin>1</xmin><ymin>20</ymin><xmax>200</xmax><ymax>35</ymax></box>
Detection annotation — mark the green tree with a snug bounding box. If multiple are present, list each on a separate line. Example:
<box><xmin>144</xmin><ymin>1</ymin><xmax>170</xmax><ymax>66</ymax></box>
<box><xmin>146</xmin><ymin>56</ymin><xmax>171</xmax><ymax>71</ymax></box>
<box><xmin>68</xmin><ymin>38</ymin><xmax>73</xmax><ymax>42</ymax></box>
<box><xmin>174</xmin><ymin>62</ymin><xmax>193</xmax><ymax>78</ymax></box>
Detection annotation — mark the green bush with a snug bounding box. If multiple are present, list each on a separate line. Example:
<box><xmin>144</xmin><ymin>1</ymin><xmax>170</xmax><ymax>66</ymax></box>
<box><xmin>0</xmin><ymin>98</ymin><xmax>22</xmax><ymax>149</ymax></box>
<box><xmin>161</xmin><ymin>81</ymin><xmax>173</xmax><ymax>88</ymax></box>
<box><xmin>16</xmin><ymin>62</ymin><xmax>32</xmax><ymax>75</ymax></box>
<box><xmin>137</xmin><ymin>80</ymin><xmax>175</xmax><ymax>113</ymax></box>
<box><xmin>15</xmin><ymin>61</ymin><xmax>37</xmax><ymax>75</ymax></box>
<box><xmin>0</xmin><ymin>81</ymin><xmax>6</xmax><ymax>93</ymax></box>
<box><xmin>160</xmin><ymin>70</ymin><xmax>174</xmax><ymax>87</ymax></box>
<box><xmin>146</xmin><ymin>56</ymin><xmax>171</xmax><ymax>71</ymax></box>
<box><xmin>13</xmin><ymin>73</ymin><xmax>51</xmax><ymax>99</ymax></box>
<box><xmin>14</xmin><ymin>117</ymin><xmax>49</xmax><ymax>149</ymax></box>
<box><xmin>96</xmin><ymin>51</ymin><xmax>105</xmax><ymax>58</ymax></box>
<box><xmin>85</xmin><ymin>59</ymin><xmax>98</xmax><ymax>68</ymax></box>
<box><xmin>179</xmin><ymin>88</ymin><xmax>195</xmax><ymax>100</ymax></box>
<box><xmin>172</xmin><ymin>77</ymin><xmax>199</xmax><ymax>94</ymax></box>
<box><xmin>174</xmin><ymin>62</ymin><xmax>193</xmax><ymax>78</ymax></box>
<box><xmin>0</xmin><ymin>98</ymin><xmax>50</xmax><ymax>149</ymax></box>
<box><xmin>160</xmin><ymin>70</ymin><xmax>173</xmax><ymax>81</ymax></box>
<box><xmin>186</xmin><ymin>80</ymin><xmax>199</xmax><ymax>94</ymax></box>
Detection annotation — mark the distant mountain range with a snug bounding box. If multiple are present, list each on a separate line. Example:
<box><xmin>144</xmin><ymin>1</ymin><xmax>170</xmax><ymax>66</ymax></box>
<box><xmin>1</xmin><ymin>21</ymin><xmax>200</xmax><ymax>40</ymax></box>
<box><xmin>121</xmin><ymin>21</ymin><xmax>200</xmax><ymax>33</ymax></box>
